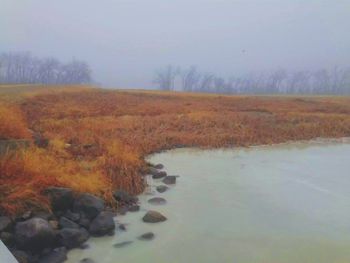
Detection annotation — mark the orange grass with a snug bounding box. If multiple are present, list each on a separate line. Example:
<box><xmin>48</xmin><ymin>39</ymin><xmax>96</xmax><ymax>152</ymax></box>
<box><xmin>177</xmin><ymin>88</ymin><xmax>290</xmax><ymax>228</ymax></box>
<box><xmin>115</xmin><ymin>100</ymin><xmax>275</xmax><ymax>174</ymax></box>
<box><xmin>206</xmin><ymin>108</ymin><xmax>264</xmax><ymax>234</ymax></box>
<box><xmin>1</xmin><ymin>85</ymin><xmax>350</xmax><ymax>215</ymax></box>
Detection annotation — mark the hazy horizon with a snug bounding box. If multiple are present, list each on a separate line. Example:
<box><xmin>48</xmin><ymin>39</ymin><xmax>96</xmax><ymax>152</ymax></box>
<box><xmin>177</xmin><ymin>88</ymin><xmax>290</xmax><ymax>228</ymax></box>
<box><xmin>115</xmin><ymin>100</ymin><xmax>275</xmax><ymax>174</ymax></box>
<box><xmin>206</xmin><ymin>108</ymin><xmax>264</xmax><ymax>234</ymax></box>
<box><xmin>1</xmin><ymin>0</ymin><xmax>350</xmax><ymax>89</ymax></box>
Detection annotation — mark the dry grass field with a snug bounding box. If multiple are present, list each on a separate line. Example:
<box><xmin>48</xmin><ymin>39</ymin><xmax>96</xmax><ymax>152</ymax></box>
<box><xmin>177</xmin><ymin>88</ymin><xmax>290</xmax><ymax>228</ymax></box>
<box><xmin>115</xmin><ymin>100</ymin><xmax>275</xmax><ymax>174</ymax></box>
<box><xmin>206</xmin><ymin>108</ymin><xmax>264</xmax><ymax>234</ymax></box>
<box><xmin>1</xmin><ymin>85</ymin><xmax>350</xmax><ymax>215</ymax></box>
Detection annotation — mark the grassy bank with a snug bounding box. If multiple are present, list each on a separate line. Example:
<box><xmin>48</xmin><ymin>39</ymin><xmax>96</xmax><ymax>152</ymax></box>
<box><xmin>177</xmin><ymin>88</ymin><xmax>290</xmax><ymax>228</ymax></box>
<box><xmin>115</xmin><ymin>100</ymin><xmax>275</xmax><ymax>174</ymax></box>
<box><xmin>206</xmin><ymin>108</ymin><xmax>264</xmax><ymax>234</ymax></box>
<box><xmin>1</xmin><ymin>85</ymin><xmax>350</xmax><ymax>215</ymax></box>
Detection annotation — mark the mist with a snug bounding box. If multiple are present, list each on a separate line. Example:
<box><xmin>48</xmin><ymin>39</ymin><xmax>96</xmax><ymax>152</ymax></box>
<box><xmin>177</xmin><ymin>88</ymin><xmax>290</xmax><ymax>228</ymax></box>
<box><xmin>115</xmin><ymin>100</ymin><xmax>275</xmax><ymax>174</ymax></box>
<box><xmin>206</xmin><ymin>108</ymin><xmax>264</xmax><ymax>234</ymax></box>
<box><xmin>1</xmin><ymin>0</ymin><xmax>350</xmax><ymax>89</ymax></box>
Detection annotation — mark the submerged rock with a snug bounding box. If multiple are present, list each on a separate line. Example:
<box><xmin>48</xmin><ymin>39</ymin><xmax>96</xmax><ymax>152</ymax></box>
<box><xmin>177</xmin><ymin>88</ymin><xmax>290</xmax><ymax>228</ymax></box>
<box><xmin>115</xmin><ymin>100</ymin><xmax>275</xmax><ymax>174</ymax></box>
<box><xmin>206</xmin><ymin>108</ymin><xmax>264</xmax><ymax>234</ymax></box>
<box><xmin>162</xmin><ymin>176</ymin><xmax>177</xmax><ymax>185</ymax></box>
<box><xmin>38</xmin><ymin>247</ymin><xmax>67</xmax><ymax>263</ymax></box>
<box><xmin>80</xmin><ymin>258</ymin><xmax>96</xmax><ymax>263</ymax></box>
<box><xmin>113</xmin><ymin>241</ymin><xmax>133</xmax><ymax>248</ymax></box>
<box><xmin>154</xmin><ymin>163</ymin><xmax>164</xmax><ymax>169</ymax></box>
<box><xmin>15</xmin><ymin>218</ymin><xmax>55</xmax><ymax>251</ymax></box>
<box><xmin>152</xmin><ymin>171</ymin><xmax>167</xmax><ymax>179</ymax></box>
<box><xmin>156</xmin><ymin>185</ymin><xmax>169</xmax><ymax>193</ymax></box>
<box><xmin>138</xmin><ymin>232</ymin><xmax>155</xmax><ymax>240</ymax></box>
<box><xmin>57</xmin><ymin>228</ymin><xmax>89</xmax><ymax>249</ymax></box>
<box><xmin>89</xmin><ymin>211</ymin><xmax>115</xmax><ymax>236</ymax></box>
<box><xmin>148</xmin><ymin>197</ymin><xmax>167</xmax><ymax>205</ymax></box>
<box><xmin>142</xmin><ymin>211</ymin><xmax>167</xmax><ymax>223</ymax></box>
<box><xmin>73</xmin><ymin>193</ymin><xmax>105</xmax><ymax>220</ymax></box>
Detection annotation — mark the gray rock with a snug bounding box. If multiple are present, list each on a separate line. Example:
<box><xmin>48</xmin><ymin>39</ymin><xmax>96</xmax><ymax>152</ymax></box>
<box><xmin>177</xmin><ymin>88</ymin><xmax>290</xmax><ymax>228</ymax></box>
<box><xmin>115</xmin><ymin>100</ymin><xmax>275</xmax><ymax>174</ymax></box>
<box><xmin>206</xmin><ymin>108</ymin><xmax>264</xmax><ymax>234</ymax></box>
<box><xmin>79</xmin><ymin>243</ymin><xmax>90</xmax><ymax>249</ymax></box>
<box><xmin>15</xmin><ymin>218</ymin><xmax>55</xmax><ymax>251</ymax></box>
<box><xmin>63</xmin><ymin>210</ymin><xmax>80</xmax><ymax>222</ymax></box>
<box><xmin>162</xmin><ymin>175</ymin><xmax>177</xmax><ymax>185</ymax></box>
<box><xmin>142</xmin><ymin>211</ymin><xmax>167</xmax><ymax>223</ymax></box>
<box><xmin>45</xmin><ymin>187</ymin><xmax>74</xmax><ymax>212</ymax></box>
<box><xmin>38</xmin><ymin>247</ymin><xmax>67</xmax><ymax>263</ymax></box>
<box><xmin>59</xmin><ymin>217</ymin><xmax>80</xmax><ymax>229</ymax></box>
<box><xmin>152</xmin><ymin>171</ymin><xmax>167</xmax><ymax>179</ymax></box>
<box><xmin>118</xmin><ymin>224</ymin><xmax>127</xmax><ymax>231</ymax></box>
<box><xmin>156</xmin><ymin>185</ymin><xmax>169</xmax><ymax>193</ymax></box>
<box><xmin>138</xmin><ymin>232</ymin><xmax>155</xmax><ymax>240</ymax></box>
<box><xmin>73</xmin><ymin>193</ymin><xmax>105</xmax><ymax>220</ymax></box>
<box><xmin>154</xmin><ymin>163</ymin><xmax>164</xmax><ymax>169</ymax></box>
<box><xmin>57</xmin><ymin>228</ymin><xmax>89</xmax><ymax>249</ymax></box>
<box><xmin>89</xmin><ymin>211</ymin><xmax>115</xmax><ymax>237</ymax></box>
<box><xmin>113</xmin><ymin>241</ymin><xmax>133</xmax><ymax>248</ymax></box>
<box><xmin>0</xmin><ymin>231</ymin><xmax>15</xmax><ymax>247</ymax></box>
<box><xmin>128</xmin><ymin>205</ymin><xmax>140</xmax><ymax>212</ymax></box>
<box><xmin>113</xmin><ymin>190</ymin><xmax>138</xmax><ymax>204</ymax></box>
<box><xmin>0</xmin><ymin>216</ymin><xmax>12</xmax><ymax>232</ymax></box>
<box><xmin>148</xmin><ymin>197</ymin><xmax>167</xmax><ymax>205</ymax></box>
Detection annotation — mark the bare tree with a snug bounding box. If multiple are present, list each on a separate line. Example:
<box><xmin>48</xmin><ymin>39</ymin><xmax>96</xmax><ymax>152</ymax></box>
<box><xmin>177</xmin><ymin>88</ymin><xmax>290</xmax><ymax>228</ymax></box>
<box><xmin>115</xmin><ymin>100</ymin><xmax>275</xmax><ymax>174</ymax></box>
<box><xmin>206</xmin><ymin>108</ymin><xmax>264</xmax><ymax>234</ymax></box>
<box><xmin>153</xmin><ymin>65</ymin><xmax>178</xmax><ymax>90</ymax></box>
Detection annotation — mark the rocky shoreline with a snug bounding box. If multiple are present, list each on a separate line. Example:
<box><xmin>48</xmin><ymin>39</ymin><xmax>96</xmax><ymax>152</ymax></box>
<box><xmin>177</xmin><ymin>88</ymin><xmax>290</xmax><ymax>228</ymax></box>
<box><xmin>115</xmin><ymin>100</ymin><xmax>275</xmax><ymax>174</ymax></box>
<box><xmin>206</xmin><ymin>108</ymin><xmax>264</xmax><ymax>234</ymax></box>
<box><xmin>0</xmin><ymin>163</ymin><xmax>174</xmax><ymax>263</ymax></box>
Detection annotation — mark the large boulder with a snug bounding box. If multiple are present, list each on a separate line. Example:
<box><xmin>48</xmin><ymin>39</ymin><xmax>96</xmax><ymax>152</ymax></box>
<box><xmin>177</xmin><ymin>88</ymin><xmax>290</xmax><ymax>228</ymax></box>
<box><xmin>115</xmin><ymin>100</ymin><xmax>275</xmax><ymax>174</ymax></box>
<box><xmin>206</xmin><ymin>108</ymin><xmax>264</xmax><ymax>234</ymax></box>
<box><xmin>162</xmin><ymin>176</ymin><xmax>177</xmax><ymax>185</ymax></box>
<box><xmin>38</xmin><ymin>247</ymin><xmax>67</xmax><ymax>263</ymax></box>
<box><xmin>0</xmin><ymin>216</ymin><xmax>12</xmax><ymax>232</ymax></box>
<box><xmin>45</xmin><ymin>187</ymin><xmax>74</xmax><ymax>212</ymax></box>
<box><xmin>89</xmin><ymin>211</ymin><xmax>115</xmax><ymax>237</ymax></box>
<box><xmin>15</xmin><ymin>218</ymin><xmax>55</xmax><ymax>251</ymax></box>
<box><xmin>113</xmin><ymin>190</ymin><xmax>138</xmax><ymax>204</ymax></box>
<box><xmin>148</xmin><ymin>197</ymin><xmax>167</xmax><ymax>205</ymax></box>
<box><xmin>59</xmin><ymin>217</ymin><xmax>80</xmax><ymax>229</ymax></box>
<box><xmin>73</xmin><ymin>193</ymin><xmax>105</xmax><ymax>220</ymax></box>
<box><xmin>57</xmin><ymin>228</ymin><xmax>89</xmax><ymax>249</ymax></box>
<box><xmin>142</xmin><ymin>211</ymin><xmax>167</xmax><ymax>223</ymax></box>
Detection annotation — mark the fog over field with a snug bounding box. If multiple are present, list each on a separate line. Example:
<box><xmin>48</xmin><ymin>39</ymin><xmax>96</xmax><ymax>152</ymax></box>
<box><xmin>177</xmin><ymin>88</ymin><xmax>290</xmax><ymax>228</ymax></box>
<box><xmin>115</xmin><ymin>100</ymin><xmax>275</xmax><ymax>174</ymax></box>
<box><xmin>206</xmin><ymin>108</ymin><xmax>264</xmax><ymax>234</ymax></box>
<box><xmin>1</xmin><ymin>0</ymin><xmax>350</xmax><ymax>89</ymax></box>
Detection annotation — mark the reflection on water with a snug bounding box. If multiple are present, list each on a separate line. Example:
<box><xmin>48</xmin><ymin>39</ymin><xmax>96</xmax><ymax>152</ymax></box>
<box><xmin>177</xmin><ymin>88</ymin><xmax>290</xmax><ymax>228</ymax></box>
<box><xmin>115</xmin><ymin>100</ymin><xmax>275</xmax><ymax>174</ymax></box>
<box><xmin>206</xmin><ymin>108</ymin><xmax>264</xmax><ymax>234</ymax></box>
<box><xmin>67</xmin><ymin>142</ymin><xmax>350</xmax><ymax>263</ymax></box>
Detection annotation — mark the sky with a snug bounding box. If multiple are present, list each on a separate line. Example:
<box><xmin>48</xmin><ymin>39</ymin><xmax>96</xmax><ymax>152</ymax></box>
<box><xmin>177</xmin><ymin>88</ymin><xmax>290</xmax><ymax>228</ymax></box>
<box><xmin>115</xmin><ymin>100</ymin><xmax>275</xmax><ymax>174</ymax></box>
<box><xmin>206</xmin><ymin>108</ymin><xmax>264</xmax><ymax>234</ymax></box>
<box><xmin>1</xmin><ymin>0</ymin><xmax>350</xmax><ymax>88</ymax></box>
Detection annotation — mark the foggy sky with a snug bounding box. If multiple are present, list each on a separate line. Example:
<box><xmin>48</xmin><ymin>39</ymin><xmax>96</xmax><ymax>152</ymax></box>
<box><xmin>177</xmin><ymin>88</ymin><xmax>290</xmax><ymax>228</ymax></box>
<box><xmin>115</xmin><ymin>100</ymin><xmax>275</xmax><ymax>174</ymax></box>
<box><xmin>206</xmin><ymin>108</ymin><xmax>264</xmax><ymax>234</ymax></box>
<box><xmin>1</xmin><ymin>0</ymin><xmax>350</xmax><ymax>88</ymax></box>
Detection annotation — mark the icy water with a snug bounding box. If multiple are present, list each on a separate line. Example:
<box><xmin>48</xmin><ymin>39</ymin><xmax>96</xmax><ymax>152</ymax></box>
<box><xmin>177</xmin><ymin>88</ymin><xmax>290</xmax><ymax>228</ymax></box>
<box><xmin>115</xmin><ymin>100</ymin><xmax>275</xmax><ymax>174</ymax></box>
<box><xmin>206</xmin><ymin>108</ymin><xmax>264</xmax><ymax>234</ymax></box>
<box><xmin>67</xmin><ymin>141</ymin><xmax>350</xmax><ymax>263</ymax></box>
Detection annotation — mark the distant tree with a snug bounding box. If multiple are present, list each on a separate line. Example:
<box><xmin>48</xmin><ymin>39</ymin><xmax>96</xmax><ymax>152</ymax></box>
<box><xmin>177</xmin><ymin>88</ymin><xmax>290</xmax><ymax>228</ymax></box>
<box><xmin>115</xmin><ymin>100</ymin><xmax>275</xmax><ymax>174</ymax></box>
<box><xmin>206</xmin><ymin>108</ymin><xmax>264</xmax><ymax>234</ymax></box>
<box><xmin>153</xmin><ymin>65</ymin><xmax>178</xmax><ymax>90</ymax></box>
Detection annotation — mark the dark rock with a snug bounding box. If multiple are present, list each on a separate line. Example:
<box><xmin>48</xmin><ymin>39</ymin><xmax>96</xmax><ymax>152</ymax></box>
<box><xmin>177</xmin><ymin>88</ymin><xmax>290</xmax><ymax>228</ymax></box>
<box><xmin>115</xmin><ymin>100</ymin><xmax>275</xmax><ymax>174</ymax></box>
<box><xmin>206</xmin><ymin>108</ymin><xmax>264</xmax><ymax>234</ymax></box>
<box><xmin>118</xmin><ymin>224</ymin><xmax>126</xmax><ymax>231</ymax></box>
<box><xmin>113</xmin><ymin>241</ymin><xmax>133</xmax><ymax>248</ymax></box>
<box><xmin>156</xmin><ymin>185</ymin><xmax>169</xmax><ymax>193</ymax></box>
<box><xmin>59</xmin><ymin>217</ymin><xmax>80</xmax><ymax>229</ymax></box>
<box><xmin>18</xmin><ymin>211</ymin><xmax>32</xmax><ymax>221</ymax></box>
<box><xmin>147</xmin><ymin>167</ymin><xmax>159</xmax><ymax>176</ymax></box>
<box><xmin>142</xmin><ymin>211</ymin><xmax>167</xmax><ymax>223</ymax></box>
<box><xmin>138</xmin><ymin>232</ymin><xmax>155</xmax><ymax>240</ymax></box>
<box><xmin>45</xmin><ymin>187</ymin><xmax>74</xmax><ymax>212</ymax></box>
<box><xmin>152</xmin><ymin>171</ymin><xmax>167</xmax><ymax>179</ymax></box>
<box><xmin>73</xmin><ymin>193</ymin><xmax>105</xmax><ymax>220</ymax></box>
<box><xmin>15</xmin><ymin>218</ymin><xmax>55</xmax><ymax>251</ymax></box>
<box><xmin>38</xmin><ymin>247</ymin><xmax>67</xmax><ymax>263</ymax></box>
<box><xmin>117</xmin><ymin>206</ymin><xmax>128</xmax><ymax>215</ymax></box>
<box><xmin>113</xmin><ymin>190</ymin><xmax>138</xmax><ymax>204</ymax></box>
<box><xmin>11</xmin><ymin>250</ymin><xmax>30</xmax><ymax>263</ymax></box>
<box><xmin>128</xmin><ymin>205</ymin><xmax>140</xmax><ymax>212</ymax></box>
<box><xmin>63</xmin><ymin>210</ymin><xmax>80</xmax><ymax>222</ymax></box>
<box><xmin>57</xmin><ymin>228</ymin><xmax>89</xmax><ymax>249</ymax></box>
<box><xmin>154</xmin><ymin>163</ymin><xmax>164</xmax><ymax>169</ymax></box>
<box><xmin>78</xmin><ymin>214</ymin><xmax>91</xmax><ymax>229</ymax></box>
<box><xmin>0</xmin><ymin>231</ymin><xmax>15</xmax><ymax>247</ymax></box>
<box><xmin>80</xmin><ymin>258</ymin><xmax>96</xmax><ymax>263</ymax></box>
<box><xmin>89</xmin><ymin>211</ymin><xmax>115</xmax><ymax>237</ymax></box>
<box><xmin>162</xmin><ymin>175</ymin><xmax>177</xmax><ymax>185</ymax></box>
<box><xmin>79</xmin><ymin>243</ymin><xmax>90</xmax><ymax>250</ymax></box>
<box><xmin>148</xmin><ymin>197</ymin><xmax>167</xmax><ymax>205</ymax></box>
<box><xmin>0</xmin><ymin>216</ymin><xmax>12</xmax><ymax>232</ymax></box>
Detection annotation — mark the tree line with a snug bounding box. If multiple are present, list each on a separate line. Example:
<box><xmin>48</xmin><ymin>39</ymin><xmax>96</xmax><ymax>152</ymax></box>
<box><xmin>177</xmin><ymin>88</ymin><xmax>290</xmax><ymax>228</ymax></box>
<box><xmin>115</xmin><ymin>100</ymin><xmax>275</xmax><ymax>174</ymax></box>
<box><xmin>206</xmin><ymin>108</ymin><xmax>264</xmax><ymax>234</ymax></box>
<box><xmin>0</xmin><ymin>51</ymin><xmax>92</xmax><ymax>85</ymax></box>
<box><xmin>154</xmin><ymin>65</ymin><xmax>350</xmax><ymax>95</ymax></box>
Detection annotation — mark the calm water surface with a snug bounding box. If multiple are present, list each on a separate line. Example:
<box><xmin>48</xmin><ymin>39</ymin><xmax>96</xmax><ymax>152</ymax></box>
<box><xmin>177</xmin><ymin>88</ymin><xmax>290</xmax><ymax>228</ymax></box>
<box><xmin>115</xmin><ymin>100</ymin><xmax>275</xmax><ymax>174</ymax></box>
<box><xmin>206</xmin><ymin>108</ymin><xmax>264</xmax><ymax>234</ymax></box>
<box><xmin>67</xmin><ymin>142</ymin><xmax>350</xmax><ymax>263</ymax></box>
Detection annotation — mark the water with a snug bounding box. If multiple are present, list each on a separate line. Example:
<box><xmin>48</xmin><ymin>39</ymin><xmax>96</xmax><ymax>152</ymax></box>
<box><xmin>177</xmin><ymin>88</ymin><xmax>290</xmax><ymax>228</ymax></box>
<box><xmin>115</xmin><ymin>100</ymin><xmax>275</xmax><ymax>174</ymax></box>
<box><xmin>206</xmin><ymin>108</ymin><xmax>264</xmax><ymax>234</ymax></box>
<box><xmin>67</xmin><ymin>142</ymin><xmax>350</xmax><ymax>263</ymax></box>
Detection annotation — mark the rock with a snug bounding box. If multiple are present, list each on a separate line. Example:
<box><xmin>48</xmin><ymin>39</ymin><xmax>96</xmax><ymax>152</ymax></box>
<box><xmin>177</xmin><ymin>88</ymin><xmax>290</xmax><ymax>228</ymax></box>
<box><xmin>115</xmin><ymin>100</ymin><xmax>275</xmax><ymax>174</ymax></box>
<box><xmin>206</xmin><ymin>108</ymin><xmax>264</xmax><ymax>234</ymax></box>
<box><xmin>78</xmin><ymin>214</ymin><xmax>91</xmax><ymax>229</ymax></box>
<box><xmin>148</xmin><ymin>197</ymin><xmax>167</xmax><ymax>205</ymax></box>
<box><xmin>152</xmin><ymin>171</ymin><xmax>167</xmax><ymax>179</ymax></box>
<box><xmin>18</xmin><ymin>211</ymin><xmax>32</xmax><ymax>221</ymax></box>
<box><xmin>113</xmin><ymin>241</ymin><xmax>133</xmax><ymax>248</ymax></box>
<box><xmin>0</xmin><ymin>216</ymin><xmax>12</xmax><ymax>232</ymax></box>
<box><xmin>142</xmin><ymin>211</ymin><xmax>167</xmax><ymax>223</ymax></box>
<box><xmin>49</xmin><ymin>220</ymin><xmax>59</xmax><ymax>229</ymax></box>
<box><xmin>73</xmin><ymin>193</ymin><xmax>105</xmax><ymax>220</ymax></box>
<box><xmin>38</xmin><ymin>247</ymin><xmax>67</xmax><ymax>263</ymax></box>
<box><xmin>15</xmin><ymin>218</ymin><xmax>55</xmax><ymax>251</ymax></box>
<box><xmin>162</xmin><ymin>176</ymin><xmax>177</xmax><ymax>185</ymax></box>
<box><xmin>80</xmin><ymin>258</ymin><xmax>96</xmax><ymax>263</ymax></box>
<box><xmin>59</xmin><ymin>217</ymin><xmax>80</xmax><ymax>229</ymax></box>
<box><xmin>63</xmin><ymin>210</ymin><xmax>80</xmax><ymax>222</ymax></box>
<box><xmin>113</xmin><ymin>190</ymin><xmax>138</xmax><ymax>204</ymax></box>
<box><xmin>118</xmin><ymin>224</ymin><xmax>127</xmax><ymax>231</ymax></box>
<box><xmin>89</xmin><ymin>211</ymin><xmax>115</xmax><ymax>237</ymax></box>
<box><xmin>33</xmin><ymin>212</ymin><xmax>54</xmax><ymax>221</ymax></box>
<box><xmin>57</xmin><ymin>228</ymin><xmax>89</xmax><ymax>249</ymax></box>
<box><xmin>79</xmin><ymin>243</ymin><xmax>90</xmax><ymax>250</ymax></box>
<box><xmin>0</xmin><ymin>231</ymin><xmax>15</xmax><ymax>247</ymax></box>
<box><xmin>45</xmin><ymin>187</ymin><xmax>74</xmax><ymax>212</ymax></box>
<box><xmin>154</xmin><ymin>163</ymin><xmax>164</xmax><ymax>169</ymax></box>
<box><xmin>138</xmin><ymin>232</ymin><xmax>155</xmax><ymax>240</ymax></box>
<box><xmin>11</xmin><ymin>250</ymin><xmax>30</xmax><ymax>263</ymax></box>
<box><xmin>156</xmin><ymin>185</ymin><xmax>169</xmax><ymax>193</ymax></box>
<box><xmin>128</xmin><ymin>205</ymin><xmax>140</xmax><ymax>212</ymax></box>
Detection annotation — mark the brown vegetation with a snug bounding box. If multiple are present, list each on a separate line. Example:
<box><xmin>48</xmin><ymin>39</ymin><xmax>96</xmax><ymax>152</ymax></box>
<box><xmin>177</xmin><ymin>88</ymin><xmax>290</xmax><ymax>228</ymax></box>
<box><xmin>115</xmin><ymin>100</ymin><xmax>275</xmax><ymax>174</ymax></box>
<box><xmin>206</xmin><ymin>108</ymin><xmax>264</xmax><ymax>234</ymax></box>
<box><xmin>1</xmin><ymin>85</ymin><xmax>350</xmax><ymax>215</ymax></box>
